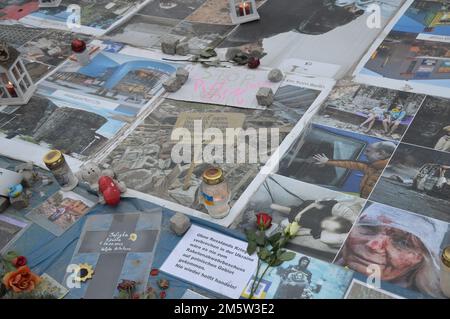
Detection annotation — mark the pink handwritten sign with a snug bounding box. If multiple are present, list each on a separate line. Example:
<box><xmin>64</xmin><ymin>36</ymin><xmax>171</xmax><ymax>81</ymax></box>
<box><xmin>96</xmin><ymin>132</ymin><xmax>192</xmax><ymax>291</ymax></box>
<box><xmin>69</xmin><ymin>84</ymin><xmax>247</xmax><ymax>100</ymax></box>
<box><xmin>168</xmin><ymin>65</ymin><xmax>281</xmax><ymax>109</ymax></box>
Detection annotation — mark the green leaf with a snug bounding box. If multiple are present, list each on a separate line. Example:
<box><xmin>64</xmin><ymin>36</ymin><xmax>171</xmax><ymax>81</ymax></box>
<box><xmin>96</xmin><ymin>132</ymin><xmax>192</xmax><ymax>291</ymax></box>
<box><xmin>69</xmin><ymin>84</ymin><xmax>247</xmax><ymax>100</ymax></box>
<box><xmin>256</xmin><ymin>231</ymin><xmax>265</xmax><ymax>246</ymax></box>
<box><xmin>258</xmin><ymin>248</ymin><xmax>270</xmax><ymax>261</ymax></box>
<box><xmin>268</xmin><ymin>232</ymin><xmax>282</xmax><ymax>245</ymax></box>
<box><xmin>232</xmin><ymin>53</ymin><xmax>250</xmax><ymax>65</ymax></box>
<box><xmin>245</xmin><ymin>229</ymin><xmax>256</xmax><ymax>241</ymax></box>
<box><xmin>4</xmin><ymin>263</ymin><xmax>15</xmax><ymax>273</ymax></box>
<box><xmin>117</xmin><ymin>290</ymin><xmax>129</xmax><ymax>299</ymax></box>
<box><xmin>4</xmin><ymin>251</ymin><xmax>18</xmax><ymax>262</ymax></box>
<box><xmin>279</xmin><ymin>251</ymin><xmax>296</xmax><ymax>262</ymax></box>
<box><xmin>247</xmin><ymin>241</ymin><xmax>257</xmax><ymax>256</ymax></box>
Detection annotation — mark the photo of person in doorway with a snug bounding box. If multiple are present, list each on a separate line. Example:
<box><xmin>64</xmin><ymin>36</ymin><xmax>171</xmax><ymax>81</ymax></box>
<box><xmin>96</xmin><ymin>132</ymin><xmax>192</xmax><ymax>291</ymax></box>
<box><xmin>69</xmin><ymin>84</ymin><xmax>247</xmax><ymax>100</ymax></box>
<box><xmin>312</xmin><ymin>140</ymin><xmax>396</xmax><ymax>198</ymax></box>
<box><xmin>278</xmin><ymin>124</ymin><xmax>397</xmax><ymax>199</ymax></box>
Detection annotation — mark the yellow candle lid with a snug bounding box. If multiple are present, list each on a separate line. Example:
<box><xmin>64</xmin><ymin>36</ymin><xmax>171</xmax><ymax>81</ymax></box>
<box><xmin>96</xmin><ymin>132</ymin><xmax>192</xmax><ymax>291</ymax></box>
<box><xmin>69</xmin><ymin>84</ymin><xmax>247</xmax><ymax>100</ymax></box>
<box><xmin>202</xmin><ymin>167</ymin><xmax>224</xmax><ymax>185</ymax></box>
<box><xmin>443</xmin><ymin>246</ymin><xmax>450</xmax><ymax>267</ymax></box>
<box><xmin>43</xmin><ymin>150</ymin><xmax>63</xmax><ymax>165</ymax></box>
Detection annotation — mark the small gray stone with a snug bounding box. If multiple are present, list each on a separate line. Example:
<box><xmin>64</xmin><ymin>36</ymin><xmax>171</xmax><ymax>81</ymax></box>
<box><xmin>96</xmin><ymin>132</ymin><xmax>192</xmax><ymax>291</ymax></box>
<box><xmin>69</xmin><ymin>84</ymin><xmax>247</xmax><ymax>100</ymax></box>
<box><xmin>163</xmin><ymin>77</ymin><xmax>182</xmax><ymax>92</ymax></box>
<box><xmin>268</xmin><ymin>69</ymin><xmax>283</xmax><ymax>82</ymax></box>
<box><xmin>0</xmin><ymin>196</ymin><xmax>9</xmax><ymax>213</ymax></box>
<box><xmin>256</xmin><ymin>87</ymin><xmax>274</xmax><ymax>106</ymax></box>
<box><xmin>161</xmin><ymin>37</ymin><xmax>179</xmax><ymax>55</ymax></box>
<box><xmin>175</xmin><ymin>42</ymin><xmax>190</xmax><ymax>56</ymax></box>
<box><xmin>225</xmin><ymin>47</ymin><xmax>241</xmax><ymax>60</ymax></box>
<box><xmin>10</xmin><ymin>193</ymin><xmax>29</xmax><ymax>210</ymax></box>
<box><xmin>170</xmin><ymin>213</ymin><xmax>191</xmax><ymax>236</ymax></box>
<box><xmin>175</xmin><ymin>68</ymin><xmax>189</xmax><ymax>85</ymax></box>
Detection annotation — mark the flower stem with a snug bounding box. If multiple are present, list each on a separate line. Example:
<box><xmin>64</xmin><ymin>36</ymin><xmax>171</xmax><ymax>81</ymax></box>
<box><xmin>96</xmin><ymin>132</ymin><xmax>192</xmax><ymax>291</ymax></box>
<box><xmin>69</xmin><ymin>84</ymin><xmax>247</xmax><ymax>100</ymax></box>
<box><xmin>250</xmin><ymin>264</ymin><xmax>271</xmax><ymax>299</ymax></box>
<box><xmin>249</xmin><ymin>251</ymin><xmax>261</xmax><ymax>299</ymax></box>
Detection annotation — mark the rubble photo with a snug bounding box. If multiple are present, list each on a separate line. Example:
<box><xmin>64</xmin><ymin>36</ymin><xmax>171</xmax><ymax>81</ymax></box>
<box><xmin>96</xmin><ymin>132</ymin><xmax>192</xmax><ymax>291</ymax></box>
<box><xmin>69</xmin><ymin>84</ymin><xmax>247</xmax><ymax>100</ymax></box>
<box><xmin>312</xmin><ymin>81</ymin><xmax>425</xmax><ymax>141</ymax></box>
<box><xmin>101</xmin><ymin>84</ymin><xmax>321</xmax><ymax>212</ymax></box>
<box><xmin>369</xmin><ymin>142</ymin><xmax>450</xmax><ymax>222</ymax></box>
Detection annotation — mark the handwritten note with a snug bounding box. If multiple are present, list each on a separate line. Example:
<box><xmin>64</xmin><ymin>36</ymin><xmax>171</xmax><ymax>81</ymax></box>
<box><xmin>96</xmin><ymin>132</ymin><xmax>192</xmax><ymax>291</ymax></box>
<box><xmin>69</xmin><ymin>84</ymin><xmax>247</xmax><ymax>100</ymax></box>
<box><xmin>99</xmin><ymin>231</ymin><xmax>134</xmax><ymax>253</ymax></box>
<box><xmin>168</xmin><ymin>65</ymin><xmax>280</xmax><ymax>109</ymax></box>
<box><xmin>161</xmin><ymin>225</ymin><xmax>257</xmax><ymax>299</ymax></box>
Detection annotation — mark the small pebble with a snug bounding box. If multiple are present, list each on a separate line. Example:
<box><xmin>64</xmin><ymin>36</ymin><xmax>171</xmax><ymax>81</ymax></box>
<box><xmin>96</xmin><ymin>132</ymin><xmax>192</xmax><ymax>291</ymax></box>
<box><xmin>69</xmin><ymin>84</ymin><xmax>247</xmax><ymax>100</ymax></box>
<box><xmin>161</xmin><ymin>36</ymin><xmax>179</xmax><ymax>55</ymax></box>
<box><xmin>268</xmin><ymin>69</ymin><xmax>283</xmax><ymax>82</ymax></box>
<box><xmin>163</xmin><ymin>77</ymin><xmax>182</xmax><ymax>92</ymax></box>
<box><xmin>175</xmin><ymin>42</ymin><xmax>190</xmax><ymax>56</ymax></box>
<box><xmin>170</xmin><ymin>213</ymin><xmax>191</xmax><ymax>236</ymax></box>
<box><xmin>175</xmin><ymin>68</ymin><xmax>189</xmax><ymax>85</ymax></box>
<box><xmin>256</xmin><ymin>87</ymin><xmax>274</xmax><ymax>107</ymax></box>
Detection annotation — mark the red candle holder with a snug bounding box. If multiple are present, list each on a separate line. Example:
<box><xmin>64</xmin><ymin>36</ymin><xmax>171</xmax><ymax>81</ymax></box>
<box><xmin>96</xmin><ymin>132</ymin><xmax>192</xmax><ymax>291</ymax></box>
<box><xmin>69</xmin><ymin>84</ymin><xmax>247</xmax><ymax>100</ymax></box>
<box><xmin>71</xmin><ymin>38</ymin><xmax>87</xmax><ymax>53</ymax></box>
<box><xmin>238</xmin><ymin>2</ymin><xmax>251</xmax><ymax>16</ymax></box>
<box><xmin>6</xmin><ymin>82</ymin><xmax>17</xmax><ymax>98</ymax></box>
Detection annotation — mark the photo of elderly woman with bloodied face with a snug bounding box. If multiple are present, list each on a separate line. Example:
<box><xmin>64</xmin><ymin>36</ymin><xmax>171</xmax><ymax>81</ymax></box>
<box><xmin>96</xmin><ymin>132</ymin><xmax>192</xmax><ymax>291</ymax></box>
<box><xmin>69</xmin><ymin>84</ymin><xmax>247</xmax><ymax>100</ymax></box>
<box><xmin>336</xmin><ymin>202</ymin><xmax>450</xmax><ymax>299</ymax></box>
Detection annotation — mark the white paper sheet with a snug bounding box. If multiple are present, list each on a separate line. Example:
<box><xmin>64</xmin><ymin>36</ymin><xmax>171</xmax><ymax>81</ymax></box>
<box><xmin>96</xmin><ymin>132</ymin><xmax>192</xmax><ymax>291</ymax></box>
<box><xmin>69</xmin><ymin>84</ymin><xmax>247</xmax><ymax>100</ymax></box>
<box><xmin>161</xmin><ymin>224</ymin><xmax>257</xmax><ymax>299</ymax></box>
<box><xmin>168</xmin><ymin>65</ymin><xmax>281</xmax><ymax>110</ymax></box>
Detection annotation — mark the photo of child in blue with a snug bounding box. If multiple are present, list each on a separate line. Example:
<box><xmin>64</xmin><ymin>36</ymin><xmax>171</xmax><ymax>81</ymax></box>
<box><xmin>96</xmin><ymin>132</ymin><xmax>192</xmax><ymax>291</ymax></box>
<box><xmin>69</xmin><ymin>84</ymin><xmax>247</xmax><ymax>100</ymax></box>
<box><xmin>383</xmin><ymin>104</ymin><xmax>406</xmax><ymax>136</ymax></box>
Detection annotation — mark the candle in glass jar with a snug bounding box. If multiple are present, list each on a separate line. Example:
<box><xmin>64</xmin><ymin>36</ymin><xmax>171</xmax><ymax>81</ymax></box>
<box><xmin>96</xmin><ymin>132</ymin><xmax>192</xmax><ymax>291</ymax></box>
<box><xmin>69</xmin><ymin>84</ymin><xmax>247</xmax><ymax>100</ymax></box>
<box><xmin>200</xmin><ymin>167</ymin><xmax>230</xmax><ymax>219</ymax></box>
<box><xmin>6</xmin><ymin>82</ymin><xmax>17</xmax><ymax>97</ymax></box>
<box><xmin>71</xmin><ymin>38</ymin><xmax>91</xmax><ymax>66</ymax></box>
<box><xmin>238</xmin><ymin>2</ymin><xmax>251</xmax><ymax>16</ymax></box>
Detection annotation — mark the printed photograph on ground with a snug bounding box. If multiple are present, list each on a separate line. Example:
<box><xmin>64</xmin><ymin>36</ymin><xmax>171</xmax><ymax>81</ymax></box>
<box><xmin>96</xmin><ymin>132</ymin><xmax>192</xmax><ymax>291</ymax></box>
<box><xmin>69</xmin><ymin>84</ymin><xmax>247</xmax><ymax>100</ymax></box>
<box><xmin>0</xmin><ymin>94</ymin><xmax>128</xmax><ymax>161</ymax></box>
<box><xmin>277</xmin><ymin>123</ymin><xmax>397</xmax><ymax>199</ymax></box>
<box><xmin>38</xmin><ymin>42</ymin><xmax>179</xmax><ymax>117</ymax></box>
<box><xmin>18</xmin><ymin>0</ymin><xmax>149</xmax><ymax>35</ymax></box>
<box><xmin>0</xmin><ymin>215</ymin><xmax>28</xmax><ymax>252</ymax></box>
<box><xmin>241</xmin><ymin>252</ymin><xmax>354</xmax><ymax>299</ymax></box>
<box><xmin>103</xmin><ymin>14</ymin><xmax>178</xmax><ymax>49</ymax></box>
<box><xmin>357</xmin><ymin>0</ymin><xmax>450</xmax><ymax>96</ymax></box>
<box><xmin>312</xmin><ymin>80</ymin><xmax>425</xmax><ymax>141</ymax></box>
<box><xmin>232</xmin><ymin>174</ymin><xmax>364</xmax><ymax>262</ymax></box>
<box><xmin>26</xmin><ymin>190</ymin><xmax>95</xmax><ymax>236</ymax></box>
<box><xmin>402</xmin><ymin>95</ymin><xmax>450</xmax><ymax>154</ymax></box>
<box><xmin>139</xmin><ymin>0</ymin><xmax>207</xmax><ymax>20</ymax></box>
<box><xmin>369</xmin><ymin>142</ymin><xmax>450</xmax><ymax>222</ymax></box>
<box><xmin>100</xmin><ymin>82</ymin><xmax>321</xmax><ymax>213</ymax></box>
<box><xmin>336</xmin><ymin>201</ymin><xmax>450</xmax><ymax>299</ymax></box>
<box><xmin>218</xmin><ymin>0</ymin><xmax>404</xmax><ymax>78</ymax></box>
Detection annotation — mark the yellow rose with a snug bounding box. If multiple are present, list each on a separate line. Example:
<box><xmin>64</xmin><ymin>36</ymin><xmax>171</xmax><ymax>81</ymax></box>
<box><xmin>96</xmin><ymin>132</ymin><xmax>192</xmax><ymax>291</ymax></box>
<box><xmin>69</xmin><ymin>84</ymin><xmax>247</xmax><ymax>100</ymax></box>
<box><xmin>284</xmin><ymin>221</ymin><xmax>300</xmax><ymax>237</ymax></box>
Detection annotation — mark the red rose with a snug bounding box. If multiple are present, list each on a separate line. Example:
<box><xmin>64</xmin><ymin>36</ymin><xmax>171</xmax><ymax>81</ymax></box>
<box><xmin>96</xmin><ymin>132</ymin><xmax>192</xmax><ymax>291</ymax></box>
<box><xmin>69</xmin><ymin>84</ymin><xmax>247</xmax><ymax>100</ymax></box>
<box><xmin>12</xmin><ymin>256</ymin><xmax>27</xmax><ymax>268</ymax></box>
<box><xmin>255</xmin><ymin>212</ymin><xmax>272</xmax><ymax>230</ymax></box>
<box><xmin>247</xmin><ymin>57</ymin><xmax>260</xmax><ymax>69</ymax></box>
